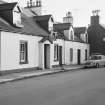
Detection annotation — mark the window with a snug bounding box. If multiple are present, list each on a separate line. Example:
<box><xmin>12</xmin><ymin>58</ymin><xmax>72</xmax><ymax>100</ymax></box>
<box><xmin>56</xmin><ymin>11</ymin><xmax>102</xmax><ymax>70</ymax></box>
<box><xmin>70</xmin><ymin>31</ymin><xmax>74</xmax><ymax>40</ymax></box>
<box><xmin>70</xmin><ymin>48</ymin><xmax>73</xmax><ymax>62</ymax></box>
<box><xmin>20</xmin><ymin>41</ymin><xmax>28</xmax><ymax>64</ymax></box>
<box><xmin>13</xmin><ymin>11</ymin><xmax>21</xmax><ymax>24</ymax></box>
<box><xmin>90</xmin><ymin>55</ymin><xmax>101</xmax><ymax>60</ymax></box>
<box><xmin>86</xmin><ymin>34</ymin><xmax>88</xmax><ymax>43</ymax></box>
<box><xmin>49</xmin><ymin>26</ymin><xmax>53</xmax><ymax>31</ymax></box>
<box><xmin>49</xmin><ymin>19</ymin><xmax>53</xmax><ymax>31</ymax></box>
<box><xmin>85</xmin><ymin>50</ymin><xmax>87</xmax><ymax>60</ymax></box>
<box><xmin>52</xmin><ymin>32</ymin><xmax>57</xmax><ymax>40</ymax></box>
<box><xmin>54</xmin><ymin>44</ymin><xmax>59</xmax><ymax>61</ymax></box>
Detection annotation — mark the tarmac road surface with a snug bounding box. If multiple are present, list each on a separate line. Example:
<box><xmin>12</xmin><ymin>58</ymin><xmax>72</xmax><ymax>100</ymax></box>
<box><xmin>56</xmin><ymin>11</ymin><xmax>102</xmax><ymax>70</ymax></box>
<box><xmin>0</xmin><ymin>68</ymin><xmax>105</xmax><ymax>105</ymax></box>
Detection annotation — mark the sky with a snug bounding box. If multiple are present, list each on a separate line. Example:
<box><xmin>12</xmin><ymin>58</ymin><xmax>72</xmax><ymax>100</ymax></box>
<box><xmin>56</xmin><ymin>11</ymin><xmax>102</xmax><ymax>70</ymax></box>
<box><xmin>5</xmin><ymin>0</ymin><xmax>105</xmax><ymax>27</ymax></box>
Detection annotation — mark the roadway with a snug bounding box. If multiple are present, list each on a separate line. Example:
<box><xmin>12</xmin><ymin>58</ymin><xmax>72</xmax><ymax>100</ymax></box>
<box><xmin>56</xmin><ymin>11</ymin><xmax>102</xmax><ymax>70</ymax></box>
<box><xmin>0</xmin><ymin>68</ymin><xmax>105</xmax><ymax>105</ymax></box>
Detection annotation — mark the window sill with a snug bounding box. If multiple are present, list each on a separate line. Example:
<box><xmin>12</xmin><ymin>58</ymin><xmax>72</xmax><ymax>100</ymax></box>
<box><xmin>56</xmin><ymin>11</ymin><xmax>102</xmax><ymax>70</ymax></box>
<box><xmin>19</xmin><ymin>61</ymin><xmax>28</xmax><ymax>65</ymax></box>
<box><xmin>54</xmin><ymin>60</ymin><xmax>59</xmax><ymax>62</ymax></box>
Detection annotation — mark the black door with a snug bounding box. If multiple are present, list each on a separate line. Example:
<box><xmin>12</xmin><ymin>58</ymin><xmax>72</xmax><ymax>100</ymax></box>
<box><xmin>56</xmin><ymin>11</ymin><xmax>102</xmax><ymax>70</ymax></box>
<box><xmin>44</xmin><ymin>44</ymin><xmax>49</xmax><ymax>68</ymax></box>
<box><xmin>77</xmin><ymin>49</ymin><xmax>81</xmax><ymax>65</ymax></box>
<box><xmin>59</xmin><ymin>46</ymin><xmax>62</xmax><ymax>65</ymax></box>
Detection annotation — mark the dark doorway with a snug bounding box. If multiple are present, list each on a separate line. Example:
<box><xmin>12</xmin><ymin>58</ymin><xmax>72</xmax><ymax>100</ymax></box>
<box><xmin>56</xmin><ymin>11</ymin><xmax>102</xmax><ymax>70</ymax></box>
<box><xmin>77</xmin><ymin>49</ymin><xmax>81</xmax><ymax>65</ymax></box>
<box><xmin>44</xmin><ymin>44</ymin><xmax>50</xmax><ymax>69</ymax></box>
<box><xmin>59</xmin><ymin>46</ymin><xmax>62</xmax><ymax>65</ymax></box>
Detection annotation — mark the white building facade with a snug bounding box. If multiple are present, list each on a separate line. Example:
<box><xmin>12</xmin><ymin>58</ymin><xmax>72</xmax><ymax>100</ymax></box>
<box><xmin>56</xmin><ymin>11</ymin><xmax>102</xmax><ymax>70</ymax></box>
<box><xmin>0</xmin><ymin>1</ymin><xmax>89</xmax><ymax>74</ymax></box>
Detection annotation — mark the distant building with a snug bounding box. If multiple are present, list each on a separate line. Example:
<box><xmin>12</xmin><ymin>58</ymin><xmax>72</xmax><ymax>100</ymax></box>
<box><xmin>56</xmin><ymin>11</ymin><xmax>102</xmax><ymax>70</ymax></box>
<box><xmin>87</xmin><ymin>10</ymin><xmax>105</xmax><ymax>55</ymax></box>
<box><xmin>63</xmin><ymin>11</ymin><xmax>73</xmax><ymax>25</ymax></box>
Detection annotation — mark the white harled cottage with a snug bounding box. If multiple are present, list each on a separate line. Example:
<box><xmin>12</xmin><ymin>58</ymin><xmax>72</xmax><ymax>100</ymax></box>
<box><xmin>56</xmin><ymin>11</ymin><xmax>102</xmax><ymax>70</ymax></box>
<box><xmin>53</xmin><ymin>12</ymin><xmax>89</xmax><ymax>66</ymax></box>
<box><xmin>0</xmin><ymin>0</ymin><xmax>89</xmax><ymax>75</ymax></box>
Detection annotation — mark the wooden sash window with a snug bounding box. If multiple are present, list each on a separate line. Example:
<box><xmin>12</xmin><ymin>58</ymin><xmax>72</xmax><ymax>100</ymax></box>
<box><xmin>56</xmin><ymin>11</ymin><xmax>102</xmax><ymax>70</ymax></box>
<box><xmin>20</xmin><ymin>41</ymin><xmax>28</xmax><ymax>64</ymax></box>
<box><xmin>54</xmin><ymin>44</ymin><xmax>59</xmax><ymax>61</ymax></box>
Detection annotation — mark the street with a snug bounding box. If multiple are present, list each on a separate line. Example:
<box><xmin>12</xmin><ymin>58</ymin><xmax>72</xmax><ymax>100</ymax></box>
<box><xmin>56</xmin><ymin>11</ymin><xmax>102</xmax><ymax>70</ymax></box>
<box><xmin>0</xmin><ymin>68</ymin><xmax>105</xmax><ymax>105</ymax></box>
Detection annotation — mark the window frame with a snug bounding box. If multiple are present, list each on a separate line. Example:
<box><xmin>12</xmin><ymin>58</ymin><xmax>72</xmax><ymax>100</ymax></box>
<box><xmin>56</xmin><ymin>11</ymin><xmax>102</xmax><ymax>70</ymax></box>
<box><xmin>86</xmin><ymin>34</ymin><xmax>88</xmax><ymax>43</ymax></box>
<box><xmin>70</xmin><ymin>31</ymin><xmax>74</xmax><ymax>40</ymax></box>
<box><xmin>54</xmin><ymin>44</ymin><xmax>59</xmax><ymax>61</ymax></box>
<box><xmin>19</xmin><ymin>40</ymin><xmax>28</xmax><ymax>64</ymax></box>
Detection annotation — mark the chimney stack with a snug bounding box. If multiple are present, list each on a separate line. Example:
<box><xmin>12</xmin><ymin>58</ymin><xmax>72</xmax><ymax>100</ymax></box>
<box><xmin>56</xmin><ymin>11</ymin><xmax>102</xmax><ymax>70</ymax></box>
<box><xmin>26</xmin><ymin>0</ymin><xmax>42</xmax><ymax>15</ymax></box>
<box><xmin>91</xmin><ymin>10</ymin><xmax>100</xmax><ymax>26</ymax></box>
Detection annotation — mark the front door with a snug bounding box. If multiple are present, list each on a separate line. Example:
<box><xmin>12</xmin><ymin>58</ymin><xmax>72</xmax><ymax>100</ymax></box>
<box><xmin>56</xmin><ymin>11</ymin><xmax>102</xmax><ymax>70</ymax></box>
<box><xmin>44</xmin><ymin>44</ymin><xmax>50</xmax><ymax>69</ymax></box>
<box><xmin>77</xmin><ymin>49</ymin><xmax>81</xmax><ymax>65</ymax></box>
<box><xmin>59</xmin><ymin>46</ymin><xmax>62</xmax><ymax>65</ymax></box>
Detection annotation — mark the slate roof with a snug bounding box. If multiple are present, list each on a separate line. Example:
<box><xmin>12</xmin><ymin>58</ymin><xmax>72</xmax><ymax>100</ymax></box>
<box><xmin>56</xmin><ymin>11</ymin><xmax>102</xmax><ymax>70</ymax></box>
<box><xmin>74</xmin><ymin>27</ymin><xmax>87</xmax><ymax>35</ymax></box>
<box><xmin>55</xmin><ymin>28</ymin><xmax>84</xmax><ymax>43</ymax></box>
<box><xmin>74</xmin><ymin>35</ymin><xmax>84</xmax><ymax>43</ymax></box>
<box><xmin>0</xmin><ymin>13</ymin><xmax>49</xmax><ymax>36</ymax></box>
<box><xmin>53</xmin><ymin>23</ymin><xmax>84</xmax><ymax>43</ymax></box>
<box><xmin>73</xmin><ymin>27</ymin><xmax>87</xmax><ymax>43</ymax></box>
<box><xmin>34</xmin><ymin>15</ymin><xmax>52</xmax><ymax>21</ymax></box>
<box><xmin>0</xmin><ymin>2</ymin><xmax>17</xmax><ymax>11</ymax></box>
<box><xmin>22</xmin><ymin>8</ymin><xmax>38</xmax><ymax>17</ymax></box>
<box><xmin>0</xmin><ymin>2</ymin><xmax>87</xmax><ymax>43</ymax></box>
<box><xmin>0</xmin><ymin>2</ymin><xmax>50</xmax><ymax>37</ymax></box>
<box><xmin>53</xmin><ymin>23</ymin><xmax>71</xmax><ymax>31</ymax></box>
<box><xmin>34</xmin><ymin>15</ymin><xmax>53</xmax><ymax>32</ymax></box>
<box><xmin>39</xmin><ymin>36</ymin><xmax>53</xmax><ymax>44</ymax></box>
<box><xmin>54</xmin><ymin>30</ymin><xmax>68</xmax><ymax>40</ymax></box>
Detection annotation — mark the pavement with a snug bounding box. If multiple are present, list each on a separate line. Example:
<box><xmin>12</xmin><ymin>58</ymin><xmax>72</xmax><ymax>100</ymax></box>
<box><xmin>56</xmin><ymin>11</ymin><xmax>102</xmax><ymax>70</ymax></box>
<box><xmin>0</xmin><ymin>65</ymin><xmax>84</xmax><ymax>84</ymax></box>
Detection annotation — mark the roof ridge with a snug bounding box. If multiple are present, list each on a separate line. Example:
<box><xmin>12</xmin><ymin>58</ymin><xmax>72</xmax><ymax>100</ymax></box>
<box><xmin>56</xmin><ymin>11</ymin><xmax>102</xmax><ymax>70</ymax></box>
<box><xmin>74</xmin><ymin>27</ymin><xmax>87</xmax><ymax>28</ymax></box>
<box><xmin>100</xmin><ymin>24</ymin><xmax>105</xmax><ymax>29</ymax></box>
<box><xmin>0</xmin><ymin>2</ymin><xmax>17</xmax><ymax>11</ymax></box>
<box><xmin>34</xmin><ymin>14</ymin><xmax>52</xmax><ymax>17</ymax></box>
<box><xmin>0</xmin><ymin>2</ymin><xmax>17</xmax><ymax>5</ymax></box>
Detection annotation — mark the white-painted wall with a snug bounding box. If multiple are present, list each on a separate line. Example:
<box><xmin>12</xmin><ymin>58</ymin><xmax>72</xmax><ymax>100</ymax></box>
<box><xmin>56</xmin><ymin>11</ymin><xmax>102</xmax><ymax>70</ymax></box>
<box><xmin>0</xmin><ymin>31</ymin><xmax>89</xmax><ymax>71</ymax></box>
<box><xmin>13</xmin><ymin>5</ymin><xmax>21</xmax><ymax>25</ymax></box>
<box><xmin>51</xmin><ymin>39</ymin><xmax>89</xmax><ymax>66</ymax></box>
<box><xmin>69</xmin><ymin>27</ymin><xmax>74</xmax><ymax>40</ymax></box>
<box><xmin>39</xmin><ymin>40</ymin><xmax>52</xmax><ymax>69</ymax></box>
<box><xmin>80</xmin><ymin>34</ymin><xmax>85</xmax><ymax>42</ymax></box>
<box><xmin>64</xmin><ymin>30</ymin><xmax>70</xmax><ymax>40</ymax></box>
<box><xmin>51</xmin><ymin>39</ymin><xmax>64</xmax><ymax>66</ymax></box>
<box><xmin>0</xmin><ymin>31</ymin><xmax>42</xmax><ymax>71</ymax></box>
<box><xmin>39</xmin><ymin>43</ymin><xmax>44</xmax><ymax>69</ymax></box>
<box><xmin>48</xmin><ymin>17</ymin><xmax>53</xmax><ymax>31</ymax></box>
<box><xmin>64</xmin><ymin>26</ymin><xmax>74</xmax><ymax>40</ymax></box>
<box><xmin>13</xmin><ymin>11</ymin><xmax>21</xmax><ymax>25</ymax></box>
<box><xmin>65</xmin><ymin>41</ymin><xmax>89</xmax><ymax>65</ymax></box>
